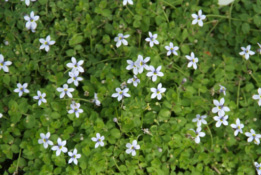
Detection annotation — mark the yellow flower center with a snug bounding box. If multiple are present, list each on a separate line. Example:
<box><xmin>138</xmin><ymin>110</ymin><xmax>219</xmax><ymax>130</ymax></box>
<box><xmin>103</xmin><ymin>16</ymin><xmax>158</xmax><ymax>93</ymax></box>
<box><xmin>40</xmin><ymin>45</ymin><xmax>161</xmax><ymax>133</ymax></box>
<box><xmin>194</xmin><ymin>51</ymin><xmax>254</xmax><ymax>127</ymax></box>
<box><xmin>119</xmin><ymin>91</ymin><xmax>123</xmax><ymax>95</ymax></box>
<box><xmin>64</xmin><ymin>89</ymin><xmax>68</xmax><ymax>91</ymax></box>
<box><xmin>43</xmin><ymin>139</ymin><xmax>46</xmax><ymax>142</ymax></box>
<box><xmin>119</xmin><ymin>36</ymin><xmax>122</xmax><ymax>40</ymax></box>
<box><xmin>0</xmin><ymin>63</ymin><xmax>3</xmax><ymax>66</ymax></box>
<box><xmin>44</xmin><ymin>41</ymin><xmax>47</xmax><ymax>45</ymax></box>
<box><xmin>192</xmin><ymin>59</ymin><xmax>195</xmax><ymax>62</ymax></box>
<box><xmin>59</xmin><ymin>146</ymin><xmax>63</xmax><ymax>149</ymax></box>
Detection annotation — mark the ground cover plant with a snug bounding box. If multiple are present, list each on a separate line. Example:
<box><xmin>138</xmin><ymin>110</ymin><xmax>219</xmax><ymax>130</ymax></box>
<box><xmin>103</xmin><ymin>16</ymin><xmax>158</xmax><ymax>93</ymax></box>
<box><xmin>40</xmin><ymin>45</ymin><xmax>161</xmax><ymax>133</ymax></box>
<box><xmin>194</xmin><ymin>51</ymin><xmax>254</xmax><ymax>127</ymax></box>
<box><xmin>1</xmin><ymin>0</ymin><xmax>261</xmax><ymax>174</ymax></box>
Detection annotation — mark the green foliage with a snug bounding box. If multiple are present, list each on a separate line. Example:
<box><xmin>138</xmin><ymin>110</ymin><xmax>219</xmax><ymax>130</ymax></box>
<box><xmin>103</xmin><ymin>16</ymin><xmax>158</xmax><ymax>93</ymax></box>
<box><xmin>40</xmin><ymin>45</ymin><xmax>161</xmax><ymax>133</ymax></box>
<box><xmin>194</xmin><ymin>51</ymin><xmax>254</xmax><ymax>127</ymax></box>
<box><xmin>0</xmin><ymin>0</ymin><xmax>261</xmax><ymax>174</ymax></box>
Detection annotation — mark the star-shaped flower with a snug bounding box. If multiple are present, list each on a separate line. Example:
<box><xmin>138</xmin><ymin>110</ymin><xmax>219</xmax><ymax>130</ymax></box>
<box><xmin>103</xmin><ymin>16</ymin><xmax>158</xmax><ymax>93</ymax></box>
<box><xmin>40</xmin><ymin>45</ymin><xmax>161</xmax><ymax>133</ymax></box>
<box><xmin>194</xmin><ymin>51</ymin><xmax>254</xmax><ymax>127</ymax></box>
<box><xmin>136</xmin><ymin>55</ymin><xmax>150</xmax><ymax>74</ymax></box>
<box><xmin>68</xmin><ymin>101</ymin><xmax>83</xmax><ymax>118</ymax></box>
<box><xmin>146</xmin><ymin>65</ymin><xmax>164</xmax><ymax>82</ymax></box>
<box><xmin>252</xmin><ymin>88</ymin><xmax>261</xmax><ymax>106</ymax></box>
<box><xmin>39</xmin><ymin>35</ymin><xmax>55</xmax><ymax>52</ymax></box>
<box><xmin>213</xmin><ymin>114</ymin><xmax>228</xmax><ymax>127</ymax></box>
<box><xmin>145</xmin><ymin>32</ymin><xmax>159</xmax><ymax>47</ymax></box>
<box><xmin>56</xmin><ymin>84</ymin><xmax>74</xmax><ymax>98</ymax></box>
<box><xmin>114</xmin><ymin>33</ymin><xmax>130</xmax><ymax>47</ymax></box>
<box><xmin>191</xmin><ymin>9</ymin><xmax>206</xmax><ymax>27</ymax></box>
<box><xmin>33</xmin><ymin>91</ymin><xmax>47</xmax><ymax>106</ymax></box>
<box><xmin>165</xmin><ymin>42</ymin><xmax>179</xmax><ymax>56</ymax></box>
<box><xmin>111</xmin><ymin>87</ymin><xmax>130</xmax><ymax>101</ymax></box>
<box><xmin>51</xmin><ymin>138</ymin><xmax>68</xmax><ymax>156</ymax></box>
<box><xmin>255</xmin><ymin>162</ymin><xmax>261</xmax><ymax>175</ymax></box>
<box><xmin>127</xmin><ymin>75</ymin><xmax>140</xmax><ymax>87</ymax></box>
<box><xmin>212</xmin><ymin>98</ymin><xmax>230</xmax><ymax>116</ymax></box>
<box><xmin>186</xmin><ymin>52</ymin><xmax>198</xmax><ymax>70</ymax></box>
<box><xmin>92</xmin><ymin>93</ymin><xmax>101</xmax><ymax>106</ymax></box>
<box><xmin>91</xmin><ymin>133</ymin><xmax>105</xmax><ymax>148</ymax></box>
<box><xmin>38</xmin><ymin>132</ymin><xmax>53</xmax><ymax>149</ymax></box>
<box><xmin>66</xmin><ymin>57</ymin><xmax>84</xmax><ymax>73</ymax></box>
<box><xmin>190</xmin><ymin>127</ymin><xmax>205</xmax><ymax>144</ymax></box>
<box><xmin>126</xmin><ymin>59</ymin><xmax>139</xmax><ymax>75</ymax></box>
<box><xmin>126</xmin><ymin>140</ymin><xmax>140</xmax><ymax>156</ymax></box>
<box><xmin>67</xmin><ymin>70</ymin><xmax>83</xmax><ymax>87</ymax></box>
<box><xmin>123</xmin><ymin>0</ymin><xmax>133</xmax><ymax>6</ymax></box>
<box><xmin>230</xmin><ymin>118</ymin><xmax>244</xmax><ymax>136</ymax></box>
<box><xmin>150</xmin><ymin>83</ymin><xmax>166</xmax><ymax>100</ymax></box>
<box><xmin>24</xmin><ymin>11</ymin><xmax>39</xmax><ymax>32</ymax></box>
<box><xmin>245</xmin><ymin>129</ymin><xmax>261</xmax><ymax>145</ymax></box>
<box><xmin>192</xmin><ymin>114</ymin><xmax>207</xmax><ymax>127</ymax></box>
<box><xmin>239</xmin><ymin>45</ymin><xmax>255</xmax><ymax>60</ymax></box>
<box><xmin>14</xmin><ymin>83</ymin><xmax>30</xmax><ymax>97</ymax></box>
<box><xmin>68</xmin><ymin>148</ymin><xmax>81</xmax><ymax>165</ymax></box>
<box><xmin>0</xmin><ymin>54</ymin><xmax>12</xmax><ymax>72</ymax></box>
<box><xmin>219</xmin><ymin>85</ymin><xmax>226</xmax><ymax>96</ymax></box>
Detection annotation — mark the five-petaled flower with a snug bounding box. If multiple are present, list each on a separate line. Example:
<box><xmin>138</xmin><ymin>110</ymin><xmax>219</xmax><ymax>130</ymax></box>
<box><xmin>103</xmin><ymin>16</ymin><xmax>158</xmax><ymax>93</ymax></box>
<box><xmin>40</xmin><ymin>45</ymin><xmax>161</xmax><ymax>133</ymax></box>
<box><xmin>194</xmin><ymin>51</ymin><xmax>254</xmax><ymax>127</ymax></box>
<box><xmin>114</xmin><ymin>33</ymin><xmax>130</xmax><ymax>47</ymax></box>
<box><xmin>190</xmin><ymin>127</ymin><xmax>205</xmax><ymax>144</ymax></box>
<box><xmin>91</xmin><ymin>133</ymin><xmax>105</xmax><ymax>148</ymax></box>
<box><xmin>146</xmin><ymin>65</ymin><xmax>164</xmax><ymax>82</ymax></box>
<box><xmin>126</xmin><ymin>59</ymin><xmax>139</xmax><ymax>75</ymax></box>
<box><xmin>219</xmin><ymin>85</ymin><xmax>226</xmax><ymax>96</ymax></box>
<box><xmin>22</xmin><ymin>0</ymin><xmax>36</xmax><ymax>6</ymax></box>
<box><xmin>136</xmin><ymin>55</ymin><xmax>150</xmax><ymax>74</ymax></box>
<box><xmin>33</xmin><ymin>91</ymin><xmax>47</xmax><ymax>106</ymax></box>
<box><xmin>150</xmin><ymin>83</ymin><xmax>166</xmax><ymax>100</ymax></box>
<box><xmin>68</xmin><ymin>101</ymin><xmax>83</xmax><ymax>118</ymax></box>
<box><xmin>230</xmin><ymin>118</ymin><xmax>244</xmax><ymax>136</ymax></box>
<box><xmin>68</xmin><ymin>148</ymin><xmax>81</xmax><ymax>165</ymax></box>
<box><xmin>245</xmin><ymin>129</ymin><xmax>261</xmax><ymax>145</ymax></box>
<box><xmin>239</xmin><ymin>45</ymin><xmax>255</xmax><ymax>60</ymax></box>
<box><xmin>255</xmin><ymin>162</ymin><xmax>261</xmax><ymax>175</ymax></box>
<box><xmin>126</xmin><ymin>140</ymin><xmax>140</xmax><ymax>156</ymax></box>
<box><xmin>0</xmin><ymin>54</ymin><xmax>12</xmax><ymax>72</ymax></box>
<box><xmin>127</xmin><ymin>75</ymin><xmax>140</xmax><ymax>87</ymax></box>
<box><xmin>192</xmin><ymin>114</ymin><xmax>207</xmax><ymax>127</ymax></box>
<box><xmin>39</xmin><ymin>35</ymin><xmax>55</xmax><ymax>52</ymax></box>
<box><xmin>67</xmin><ymin>70</ymin><xmax>83</xmax><ymax>87</ymax></box>
<box><xmin>252</xmin><ymin>88</ymin><xmax>261</xmax><ymax>106</ymax></box>
<box><xmin>51</xmin><ymin>138</ymin><xmax>68</xmax><ymax>156</ymax></box>
<box><xmin>191</xmin><ymin>9</ymin><xmax>206</xmax><ymax>27</ymax></box>
<box><xmin>213</xmin><ymin>114</ymin><xmax>228</xmax><ymax>127</ymax></box>
<box><xmin>66</xmin><ymin>57</ymin><xmax>84</xmax><ymax>73</ymax></box>
<box><xmin>24</xmin><ymin>11</ymin><xmax>39</xmax><ymax>32</ymax></box>
<box><xmin>186</xmin><ymin>52</ymin><xmax>198</xmax><ymax>70</ymax></box>
<box><xmin>145</xmin><ymin>32</ymin><xmax>159</xmax><ymax>47</ymax></box>
<box><xmin>165</xmin><ymin>42</ymin><xmax>179</xmax><ymax>56</ymax></box>
<box><xmin>111</xmin><ymin>87</ymin><xmax>130</xmax><ymax>101</ymax></box>
<box><xmin>14</xmin><ymin>83</ymin><xmax>30</xmax><ymax>97</ymax></box>
<box><xmin>56</xmin><ymin>84</ymin><xmax>74</xmax><ymax>98</ymax></box>
<box><xmin>212</xmin><ymin>98</ymin><xmax>230</xmax><ymax>116</ymax></box>
<box><xmin>38</xmin><ymin>132</ymin><xmax>53</xmax><ymax>149</ymax></box>
<box><xmin>123</xmin><ymin>0</ymin><xmax>133</xmax><ymax>6</ymax></box>
<box><xmin>92</xmin><ymin>93</ymin><xmax>101</xmax><ymax>106</ymax></box>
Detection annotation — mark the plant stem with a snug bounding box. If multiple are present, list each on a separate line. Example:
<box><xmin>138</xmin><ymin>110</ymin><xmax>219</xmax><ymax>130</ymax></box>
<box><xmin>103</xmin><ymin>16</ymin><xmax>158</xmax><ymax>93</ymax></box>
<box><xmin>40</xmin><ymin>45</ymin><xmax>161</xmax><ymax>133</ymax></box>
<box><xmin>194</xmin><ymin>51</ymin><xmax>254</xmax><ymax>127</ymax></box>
<box><xmin>15</xmin><ymin>149</ymin><xmax>22</xmax><ymax>174</ymax></box>
<box><xmin>126</xmin><ymin>6</ymin><xmax>134</xmax><ymax>16</ymax></box>
<box><xmin>237</xmin><ymin>79</ymin><xmax>241</xmax><ymax>107</ymax></box>
<box><xmin>206</xmin><ymin>125</ymin><xmax>213</xmax><ymax>150</ymax></box>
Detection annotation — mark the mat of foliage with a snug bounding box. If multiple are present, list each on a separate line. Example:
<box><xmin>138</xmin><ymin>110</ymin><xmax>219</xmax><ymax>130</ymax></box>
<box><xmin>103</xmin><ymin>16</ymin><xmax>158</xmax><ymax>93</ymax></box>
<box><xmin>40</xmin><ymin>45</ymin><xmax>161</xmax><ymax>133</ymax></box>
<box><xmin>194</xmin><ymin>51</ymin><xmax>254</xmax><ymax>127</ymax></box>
<box><xmin>1</xmin><ymin>0</ymin><xmax>261</xmax><ymax>174</ymax></box>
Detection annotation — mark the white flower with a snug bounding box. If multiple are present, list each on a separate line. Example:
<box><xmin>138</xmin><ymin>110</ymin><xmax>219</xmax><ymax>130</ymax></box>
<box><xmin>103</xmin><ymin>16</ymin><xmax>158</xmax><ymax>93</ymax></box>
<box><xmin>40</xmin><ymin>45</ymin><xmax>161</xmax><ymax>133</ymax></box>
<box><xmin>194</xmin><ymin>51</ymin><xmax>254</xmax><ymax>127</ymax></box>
<box><xmin>67</xmin><ymin>70</ymin><xmax>83</xmax><ymax>87</ymax></box>
<box><xmin>91</xmin><ymin>133</ymin><xmax>105</xmax><ymax>148</ymax></box>
<box><xmin>126</xmin><ymin>59</ymin><xmax>139</xmax><ymax>75</ymax></box>
<box><xmin>212</xmin><ymin>98</ymin><xmax>230</xmax><ymax>116</ymax></box>
<box><xmin>190</xmin><ymin>127</ymin><xmax>205</xmax><ymax>144</ymax></box>
<box><xmin>239</xmin><ymin>45</ymin><xmax>255</xmax><ymax>60</ymax></box>
<box><xmin>150</xmin><ymin>83</ymin><xmax>166</xmax><ymax>100</ymax></box>
<box><xmin>68</xmin><ymin>148</ymin><xmax>81</xmax><ymax>165</ymax></box>
<box><xmin>146</xmin><ymin>65</ymin><xmax>164</xmax><ymax>82</ymax></box>
<box><xmin>252</xmin><ymin>88</ymin><xmax>261</xmax><ymax>106</ymax></box>
<box><xmin>219</xmin><ymin>85</ymin><xmax>226</xmax><ymax>96</ymax></box>
<box><xmin>136</xmin><ymin>55</ymin><xmax>150</xmax><ymax>74</ymax></box>
<box><xmin>186</xmin><ymin>52</ymin><xmax>198</xmax><ymax>70</ymax></box>
<box><xmin>68</xmin><ymin>102</ymin><xmax>83</xmax><ymax>118</ymax></box>
<box><xmin>51</xmin><ymin>138</ymin><xmax>68</xmax><ymax>156</ymax></box>
<box><xmin>56</xmin><ymin>84</ymin><xmax>74</xmax><ymax>98</ymax></box>
<box><xmin>255</xmin><ymin>162</ymin><xmax>261</xmax><ymax>175</ymax></box>
<box><xmin>114</xmin><ymin>33</ymin><xmax>130</xmax><ymax>47</ymax></box>
<box><xmin>38</xmin><ymin>132</ymin><xmax>53</xmax><ymax>149</ymax></box>
<box><xmin>123</xmin><ymin>0</ymin><xmax>133</xmax><ymax>6</ymax></box>
<box><xmin>24</xmin><ymin>11</ymin><xmax>39</xmax><ymax>32</ymax></box>
<box><xmin>127</xmin><ymin>75</ymin><xmax>140</xmax><ymax>87</ymax></box>
<box><xmin>21</xmin><ymin>0</ymin><xmax>36</xmax><ymax>6</ymax></box>
<box><xmin>145</xmin><ymin>32</ymin><xmax>159</xmax><ymax>47</ymax></box>
<box><xmin>39</xmin><ymin>35</ymin><xmax>55</xmax><ymax>52</ymax></box>
<box><xmin>111</xmin><ymin>87</ymin><xmax>130</xmax><ymax>101</ymax></box>
<box><xmin>0</xmin><ymin>54</ymin><xmax>12</xmax><ymax>72</ymax></box>
<box><xmin>0</xmin><ymin>113</ymin><xmax>2</xmax><ymax>118</ymax></box>
<box><xmin>257</xmin><ymin>43</ymin><xmax>261</xmax><ymax>54</ymax></box>
<box><xmin>192</xmin><ymin>114</ymin><xmax>207</xmax><ymax>127</ymax></box>
<box><xmin>245</xmin><ymin>129</ymin><xmax>261</xmax><ymax>145</ymax></box>
<box><xmin>213</xmin><ymin>114</ymin><xmax>228</xmax><ymax>127</ymax></box>
<box><xmin>92</xmin><ymin>93</ymin><xmax>101</xmax><ymax>106</ymax></box>
<box><xmin>14</xmin><ymin>83</ymin><xmax>30</xmax><ymax>97</ymax></box>
<box><xmin>191</xmin><ymin>9</ymin><xmax>206</xmax><ymax>27</ymax></box>
<box><xmin>230</xmin><ymin>118</ymin><xmax>244</xmax><ymax>136</ymax></box>
<box><xmin>165</xmin><ymin>42</ymin><xmax>179</xmax><ymax>56</ymax></box>
<box><xmin>126</xmin><ymin>140</ymin><xmax>140</xmax><ymax>156</ymax></box>
<box><xmin>66</xmin><ymin>57</ymin><xmax>84</xmax><ymax>73</ymax></box>
<box><xmin>33</xmin><ymin>91</ymin><xmax>47</xmax><ymax>106</ymax></box>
